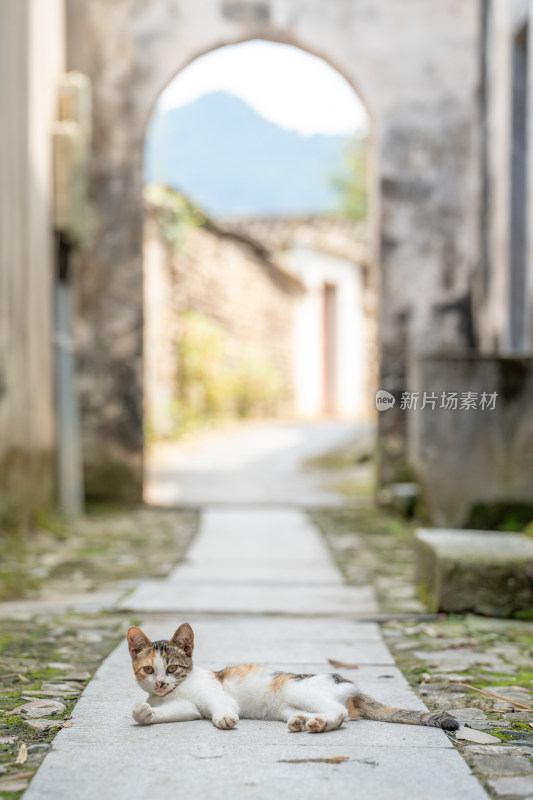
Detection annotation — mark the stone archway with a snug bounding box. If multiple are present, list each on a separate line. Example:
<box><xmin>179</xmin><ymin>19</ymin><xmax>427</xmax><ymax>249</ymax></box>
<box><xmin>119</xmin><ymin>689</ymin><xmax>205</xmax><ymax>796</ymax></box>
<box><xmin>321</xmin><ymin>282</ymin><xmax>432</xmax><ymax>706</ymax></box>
<box><xmin>66</xmin><ymin>0</ymin><xmax>480</xmax><ymax>500</ymax></box>
<box><xmin>143</xmin><ymin>37</ymin><xmax>376</xmax><ymax>447</ymax></box>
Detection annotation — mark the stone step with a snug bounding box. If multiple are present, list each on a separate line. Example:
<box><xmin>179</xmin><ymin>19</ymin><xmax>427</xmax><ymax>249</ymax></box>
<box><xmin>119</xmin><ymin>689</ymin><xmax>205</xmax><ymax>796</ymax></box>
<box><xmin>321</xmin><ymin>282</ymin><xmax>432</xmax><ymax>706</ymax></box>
<box><xmin>416</xmin><ymin>528</ymin><xmax>533</xmax><ymax>615</ymax></box>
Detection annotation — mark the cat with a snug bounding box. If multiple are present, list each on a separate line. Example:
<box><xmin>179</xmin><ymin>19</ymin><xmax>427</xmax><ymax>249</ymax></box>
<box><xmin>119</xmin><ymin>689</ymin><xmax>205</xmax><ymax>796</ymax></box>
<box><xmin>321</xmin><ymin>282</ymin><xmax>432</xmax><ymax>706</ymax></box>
<box><xmin>127</xmin><ymin>623</ymin><xmax>459</xmax><ymax>733</ymax></box>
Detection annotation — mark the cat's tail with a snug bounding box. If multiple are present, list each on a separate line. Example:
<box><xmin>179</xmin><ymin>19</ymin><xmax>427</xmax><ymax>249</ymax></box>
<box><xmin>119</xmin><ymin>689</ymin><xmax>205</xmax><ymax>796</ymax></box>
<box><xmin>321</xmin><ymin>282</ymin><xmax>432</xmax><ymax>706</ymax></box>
<box><xmin>346</xmin><ymin>693</ymin><xmax>459</xmax><ymax>730</ymax></box>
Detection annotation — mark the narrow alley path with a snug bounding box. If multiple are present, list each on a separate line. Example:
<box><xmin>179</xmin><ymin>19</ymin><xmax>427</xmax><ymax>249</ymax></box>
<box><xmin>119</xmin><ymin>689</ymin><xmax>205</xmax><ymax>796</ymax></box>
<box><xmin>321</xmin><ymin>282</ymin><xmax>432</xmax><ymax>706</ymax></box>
<box><xmin>24</xmin><ymin>422</ymin><xmax>488</xmax><ymax>800</ymax></box>
<box><xmin>144</xmin><ymin>420</ymin><xmax>372</xmax><ymax>507</ymax></box>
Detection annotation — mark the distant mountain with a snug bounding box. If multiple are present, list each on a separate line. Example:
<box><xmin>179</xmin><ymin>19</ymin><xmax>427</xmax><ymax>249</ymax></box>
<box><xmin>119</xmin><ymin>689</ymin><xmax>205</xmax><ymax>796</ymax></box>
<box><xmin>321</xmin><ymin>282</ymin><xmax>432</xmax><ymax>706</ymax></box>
<box><xmin>144</xmin><ymin>91</ymin><xmax>352</xmax><ymax>218</ymax></box>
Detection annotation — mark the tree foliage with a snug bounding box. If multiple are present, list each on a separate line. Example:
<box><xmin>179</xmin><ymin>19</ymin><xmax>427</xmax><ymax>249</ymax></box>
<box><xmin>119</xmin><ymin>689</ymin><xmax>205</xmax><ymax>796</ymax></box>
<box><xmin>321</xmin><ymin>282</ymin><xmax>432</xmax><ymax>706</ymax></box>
<box><xmin>331</xmin><ymin>135</ymin><xmax>368</xmax><ymax>221</ymax></box>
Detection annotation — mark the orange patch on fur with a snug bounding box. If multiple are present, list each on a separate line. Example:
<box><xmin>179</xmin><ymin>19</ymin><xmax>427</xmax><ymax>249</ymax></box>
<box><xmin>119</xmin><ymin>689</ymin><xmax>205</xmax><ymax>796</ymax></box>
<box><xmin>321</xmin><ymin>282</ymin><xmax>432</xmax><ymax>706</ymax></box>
<box><xmin>345</xmin><ymin>697</ymin><xmax>360</xmax><ymax>719</ymax></box>
<box><xmin>133</xmin><ymin>651</ymin><xmax>156</xmax><ymax>678</ymax></box>
<box><xmin>271</xmin><ymin>673</ymin><xmax>293</xmax><ymax>692</ymax></box>
<box><xmin>217</xmin><ymin>664</ymin><xmax>259</xmax><ymax>682</ymax></box>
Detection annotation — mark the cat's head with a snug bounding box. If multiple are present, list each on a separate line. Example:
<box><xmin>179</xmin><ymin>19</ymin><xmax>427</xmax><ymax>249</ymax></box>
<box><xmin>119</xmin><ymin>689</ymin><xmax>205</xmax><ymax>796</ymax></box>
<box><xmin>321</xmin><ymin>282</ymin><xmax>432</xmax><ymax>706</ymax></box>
<box><xmin>127</xmin><ymin>623</ymin><xmax>194</xmax><ymax>697</ymax></box>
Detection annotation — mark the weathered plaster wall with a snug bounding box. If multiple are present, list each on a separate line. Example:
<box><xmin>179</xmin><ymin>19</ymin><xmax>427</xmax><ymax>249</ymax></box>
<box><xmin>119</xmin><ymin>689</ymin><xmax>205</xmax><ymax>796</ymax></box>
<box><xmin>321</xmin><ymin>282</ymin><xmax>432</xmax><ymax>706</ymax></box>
<box><xmin>66</xmin><ymin>0</ymin><xmax>481</xmax><ymax>497</ymax></box>
<box><xmin>284</xmin><ymin>246</ymin><xmax>373</xmax><ymax>420</ymax></box>
<box><xmin>0</xmin><ymin>0</ymin><xmax>65</xmax><ymax>527</ymax></box>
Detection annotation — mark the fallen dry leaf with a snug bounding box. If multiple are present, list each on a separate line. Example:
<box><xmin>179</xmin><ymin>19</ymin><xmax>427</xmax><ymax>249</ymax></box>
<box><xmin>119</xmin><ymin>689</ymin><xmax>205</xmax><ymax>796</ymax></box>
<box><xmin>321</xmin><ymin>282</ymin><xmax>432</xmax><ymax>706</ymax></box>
<box><xmin>7</xmin><ymin>772</ymin><xmax>34</xmax><ymax>779</ymax></box>
<box><xmin>278</xmin><ymin>756</ymin><xmax>349</xmax><ymax>764</ymax></box>
<box><xmin>14</xmin><ymin>744</ymin><xmax>27</xmax><ymax>765</ymax></box>
<box><xmin>327</xmin><ymin>659</ymin><xmax>358</xmax><ymax>670</ymax></box>
<box><xmin>0</xmin><ymin>771</ymin><xmax>35</xmax><ymax>783</ymax></box>
<box><xmin>61</xmin><ymin>722</ymin><xmax>74</xmax><ymax>728</ymax></box>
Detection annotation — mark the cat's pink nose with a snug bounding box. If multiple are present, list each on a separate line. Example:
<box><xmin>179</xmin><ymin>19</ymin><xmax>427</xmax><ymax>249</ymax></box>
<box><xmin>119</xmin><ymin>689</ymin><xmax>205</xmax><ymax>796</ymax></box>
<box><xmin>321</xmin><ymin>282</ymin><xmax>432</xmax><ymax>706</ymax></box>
<box><xmin>155</xmin><ymin>681</ymin><xmax>166</xmax><ymax>689</ymax></box>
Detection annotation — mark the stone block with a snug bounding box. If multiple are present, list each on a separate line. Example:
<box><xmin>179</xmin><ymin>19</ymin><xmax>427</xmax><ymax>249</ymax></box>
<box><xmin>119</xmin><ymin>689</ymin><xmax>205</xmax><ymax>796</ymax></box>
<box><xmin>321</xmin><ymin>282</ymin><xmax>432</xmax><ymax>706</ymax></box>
<box><xmin>415</xmin><ymin>529</ymin><xmax>533</xmax><ymax>615</ymax></box>
<box><xmin>408</xmin><ymin>353</ymin><xmax>533</xmax><ymax>527</ymax></box>
<box><xmin>464</xmin><ymin>745</ymin><xmax>533</xmax><ymax>778</ymax></box>
<box><xmin>487</xmin><ymin>775</ymin><xmax>533</xmax><ymax>797</ymax></box>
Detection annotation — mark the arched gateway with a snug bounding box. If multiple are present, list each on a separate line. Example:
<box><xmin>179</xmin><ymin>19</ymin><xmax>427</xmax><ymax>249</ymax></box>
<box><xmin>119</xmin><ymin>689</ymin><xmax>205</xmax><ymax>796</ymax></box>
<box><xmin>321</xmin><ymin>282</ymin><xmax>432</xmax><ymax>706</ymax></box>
<box><xmin>66</xmin><ymin>0</ymin><xmax>480</xmax><ymax>500</ymax></box>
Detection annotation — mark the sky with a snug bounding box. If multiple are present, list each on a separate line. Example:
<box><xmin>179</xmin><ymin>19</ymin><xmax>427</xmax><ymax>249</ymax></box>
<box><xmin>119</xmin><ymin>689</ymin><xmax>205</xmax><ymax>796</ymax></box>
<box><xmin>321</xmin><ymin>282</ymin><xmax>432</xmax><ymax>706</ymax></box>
<box><xmin>156</xmin><ymin>40</ymin><xmax>368</xmax><ymax>137</ymax></box>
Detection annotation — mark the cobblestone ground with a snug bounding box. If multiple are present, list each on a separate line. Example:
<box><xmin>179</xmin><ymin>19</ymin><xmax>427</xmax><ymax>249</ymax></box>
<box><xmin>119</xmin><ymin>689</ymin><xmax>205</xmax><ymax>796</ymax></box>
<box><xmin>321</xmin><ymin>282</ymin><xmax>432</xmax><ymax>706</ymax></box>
<box><xmin>312</xmin><ymin>447</ymin><xmax>533</xmax><ymax>800</ymax></box>
<box><xmin>0</xmin><ymin>509</ymin><xmax>197</xmax><ymax>797</ymax></box>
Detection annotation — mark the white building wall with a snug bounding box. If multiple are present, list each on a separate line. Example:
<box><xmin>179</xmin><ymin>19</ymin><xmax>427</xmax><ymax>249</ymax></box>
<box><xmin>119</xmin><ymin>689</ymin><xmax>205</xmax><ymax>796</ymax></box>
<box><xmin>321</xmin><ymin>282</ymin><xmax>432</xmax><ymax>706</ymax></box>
<box><xmin>286</xmin><ymin>246</ymin><xmax>368</xmax><ymax>420</ymax></box>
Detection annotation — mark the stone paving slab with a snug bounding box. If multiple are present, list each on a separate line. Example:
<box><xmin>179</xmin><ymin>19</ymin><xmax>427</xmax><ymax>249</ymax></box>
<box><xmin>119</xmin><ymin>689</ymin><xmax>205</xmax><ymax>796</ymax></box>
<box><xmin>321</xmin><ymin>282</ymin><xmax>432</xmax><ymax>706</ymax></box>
<box><xmin>172</xmin><ymin>507</ymin><xmax>342</xmax><ymax>584</ymax></box>
<box><xmin>173</xmin><ymin>508</ymin><xmax>341</xmax><ymax>585</ymax></box>
<box><xmin>120</xmin><ymin>580</ymin><xmax>378</xmax><ymax>617</ymax></box>
<box><xmin>131</xmin><ymin>616</ymin><xmax>393</xmax><ymax>665</ymax></box>
<box><xmin>135</xmin><ymin>615</ymin><xmax>387</xmax><ymax>643</ymax></box>
<box><xmin>169</xmin><ymin>507</ymin><xmax>342</xmax><ymax>585</ymax></box>
<box><xmin>186</xmin><ymin>508</ymin><xmax>334</xmax><ymax>561</ymax></box>
<box><xmin>172</xmin><ymin>560</ymin><xmax>342</xmax><ymax>584</ymax></box>
<box><xmin>25</xmin><ymin>741</ymin><xmax>487</xmax><ymax>800</ymax></box>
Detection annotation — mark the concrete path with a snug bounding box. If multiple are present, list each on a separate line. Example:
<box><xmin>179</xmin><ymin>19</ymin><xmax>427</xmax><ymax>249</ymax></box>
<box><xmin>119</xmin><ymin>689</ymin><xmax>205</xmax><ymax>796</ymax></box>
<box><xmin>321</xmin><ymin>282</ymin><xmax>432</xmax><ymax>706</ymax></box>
<box><xmin>144</xmin><ymin>420</ymin><xmax>372</xmax><ymax>507</ymax></box>
<box><xmin>24</xmin><ymin>423</ymin><xmax>488</xmax><ymax>800</ymax></box>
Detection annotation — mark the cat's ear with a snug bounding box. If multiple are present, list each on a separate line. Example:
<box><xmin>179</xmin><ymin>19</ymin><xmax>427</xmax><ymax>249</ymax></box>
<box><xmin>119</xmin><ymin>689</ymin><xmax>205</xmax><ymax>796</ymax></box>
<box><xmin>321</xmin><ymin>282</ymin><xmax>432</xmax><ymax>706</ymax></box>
<box><xmin>171</xmin><ymin>623</ymin><xmax>194</xmax><ymax>656</ymax></box>
<box><xmin>127</xmin><ymin>627</ymin><xmax>151</xmax><ymax>659</ymax></box>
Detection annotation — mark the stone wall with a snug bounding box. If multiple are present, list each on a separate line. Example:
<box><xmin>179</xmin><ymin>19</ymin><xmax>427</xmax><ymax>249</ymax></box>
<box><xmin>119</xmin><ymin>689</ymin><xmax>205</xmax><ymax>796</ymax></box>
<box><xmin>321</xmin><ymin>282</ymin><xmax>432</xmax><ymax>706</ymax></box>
<box><xmin>66</xmin><ymin>0</ymin><xmax>481</xmax><ymax>498</ymax></box>
<box><xmin>144</xmin><ymin>209</ymin><xmax>300</xmax><ymax>440</ymax></box>
<box><xmin>0</xmin><ymin>0</ymin><xmax>65</xmax><ymax>528</ymax></box>
<box><xmin>223</xmin><ymin>216</ymin><xmax>377</xmax><ymax>420</ymax></box>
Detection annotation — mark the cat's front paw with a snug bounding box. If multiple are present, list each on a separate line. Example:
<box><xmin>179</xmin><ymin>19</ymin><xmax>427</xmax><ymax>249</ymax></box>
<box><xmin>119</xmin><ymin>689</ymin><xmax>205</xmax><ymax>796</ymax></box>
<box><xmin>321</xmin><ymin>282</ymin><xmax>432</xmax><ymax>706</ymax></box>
<box><xmin>133</xmin><ymin>701</ymin><xmax>156</xmax><ymax>725</ymax></box>
<box><xmin>306</xmin><ymin>716</ymin><xmax>327</xmax><ymax>733</ymax></box>
<box><xmin>287</xmin><ymin>714</ymin><xmax>308</xmax><ymax>732</ymax></box>
<box><xmin>212</xmin><ymin>714</ymin><xmax>238</xmax><ymax>730</ymax></box>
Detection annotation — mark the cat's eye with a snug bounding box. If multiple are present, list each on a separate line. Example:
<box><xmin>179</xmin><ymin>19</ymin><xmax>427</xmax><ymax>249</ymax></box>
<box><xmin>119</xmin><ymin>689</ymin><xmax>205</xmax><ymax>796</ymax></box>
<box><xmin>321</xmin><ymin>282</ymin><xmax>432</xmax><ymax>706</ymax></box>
<box><xmin>167</xmin><ymin>665</ymin><xmax>178</xmax><ymax>674</ymax></box>
<box><xmin>143</xmin><ymin>666</ymin><xmax>154</xmax><ymax>674</ymax></box>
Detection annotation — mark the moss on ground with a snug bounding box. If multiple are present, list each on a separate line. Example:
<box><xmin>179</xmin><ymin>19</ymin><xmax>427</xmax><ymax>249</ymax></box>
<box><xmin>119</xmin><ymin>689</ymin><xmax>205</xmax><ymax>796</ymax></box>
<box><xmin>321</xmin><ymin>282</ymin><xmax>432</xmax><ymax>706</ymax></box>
<box><xmin>0</xmin><ymin>505</ymin><xmax>199</xmax><ymax>796</ymax></box>
<box><xmin>0</xmin><ymin>612</ymin><xmax>132</xmax><ymax>798</ymax></box>
<box><xmin>311</xmin><ymin>503</ymin><xmax>422</xmax><ymax>613</ymax></box>
<box><xmin>0</xmin><ymin>507</ymin><xmax>198</xmax><ymax>601</ymax></box>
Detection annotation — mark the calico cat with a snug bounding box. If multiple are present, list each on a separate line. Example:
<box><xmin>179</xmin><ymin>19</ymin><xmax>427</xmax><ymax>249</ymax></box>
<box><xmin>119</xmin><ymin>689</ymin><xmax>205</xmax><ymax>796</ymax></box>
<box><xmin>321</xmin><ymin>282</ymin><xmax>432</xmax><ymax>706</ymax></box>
<box><xmin>128</xmin><ymin>624</ymin><xmax>459</xmax><ymax>733</ymax></box>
